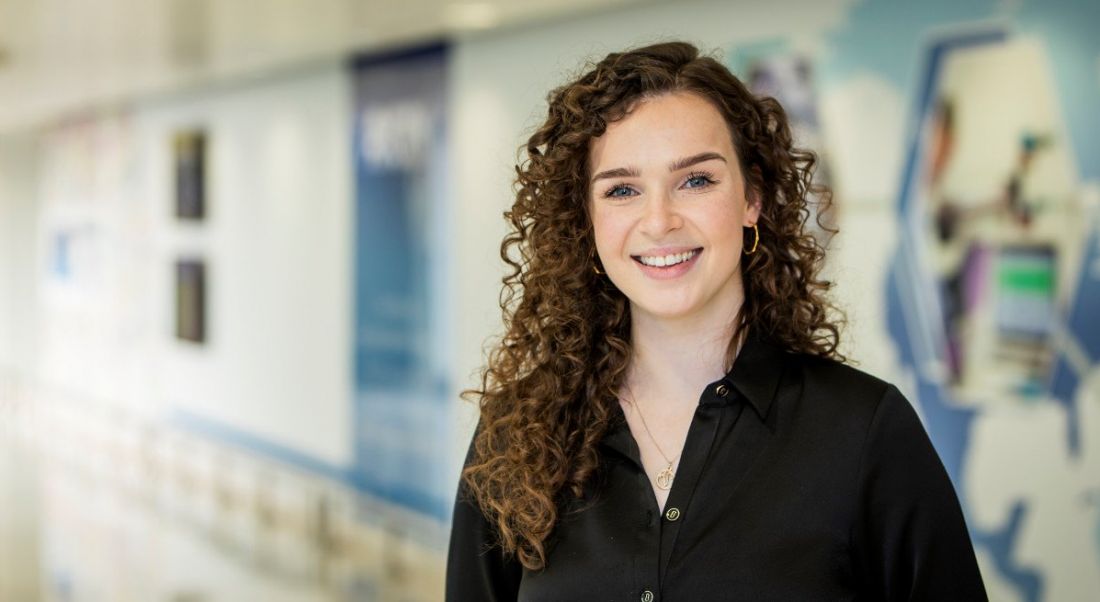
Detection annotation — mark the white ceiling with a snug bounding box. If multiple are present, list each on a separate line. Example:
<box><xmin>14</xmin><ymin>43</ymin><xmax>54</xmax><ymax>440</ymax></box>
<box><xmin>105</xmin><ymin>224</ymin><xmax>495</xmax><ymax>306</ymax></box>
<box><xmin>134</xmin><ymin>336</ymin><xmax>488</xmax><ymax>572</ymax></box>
<box><xmin>0</xmin><ymin>0</ymin><xmax>651</xmax><ymax>133</ymax></box>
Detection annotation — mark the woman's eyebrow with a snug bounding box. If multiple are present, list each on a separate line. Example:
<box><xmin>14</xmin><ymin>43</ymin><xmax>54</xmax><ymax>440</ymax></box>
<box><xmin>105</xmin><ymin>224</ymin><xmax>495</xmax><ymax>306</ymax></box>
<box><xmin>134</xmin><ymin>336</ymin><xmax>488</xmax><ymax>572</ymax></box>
<box><xmin>591</xmin><ymin>166</ymin><xmax>640</xmax><ymax>183</ymax></box>
<box><xmin>669</xmin><ymin>151</ymin><xmax>726</xmax><ymax>171</ymax></box>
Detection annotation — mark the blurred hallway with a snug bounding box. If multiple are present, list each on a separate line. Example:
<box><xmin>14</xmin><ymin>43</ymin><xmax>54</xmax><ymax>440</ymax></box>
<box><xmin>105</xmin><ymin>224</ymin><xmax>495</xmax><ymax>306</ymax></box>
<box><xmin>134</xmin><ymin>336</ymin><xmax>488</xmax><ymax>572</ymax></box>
<box><xmin>1</xmin><ymin>1</ymin><xmax>1099</xmax><ymax>600</ymax></box>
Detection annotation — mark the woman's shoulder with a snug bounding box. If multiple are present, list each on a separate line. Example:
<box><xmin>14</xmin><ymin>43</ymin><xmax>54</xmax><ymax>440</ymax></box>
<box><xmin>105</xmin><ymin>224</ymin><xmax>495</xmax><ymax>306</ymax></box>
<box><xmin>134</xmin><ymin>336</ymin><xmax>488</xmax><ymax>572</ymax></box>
<box><xmin>776</xmin><ymin>350</ymin><xmax>931</xmax><ymax>466</ymax></box>
<box><xmin>789</xmin><ymin>348</ymin><xmax>891</xmax><ymax>390</ymax></box>
<box><xmin>782</xmin><ymin>349</ymin><xmax>902</xmax><ymax>417</ymax></box>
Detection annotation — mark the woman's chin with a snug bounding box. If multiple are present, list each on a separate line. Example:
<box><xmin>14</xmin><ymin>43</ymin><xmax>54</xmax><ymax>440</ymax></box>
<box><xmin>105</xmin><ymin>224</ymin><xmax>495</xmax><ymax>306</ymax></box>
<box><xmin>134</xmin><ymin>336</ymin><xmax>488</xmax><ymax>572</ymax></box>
<box><xmin>627</xmin><ymin>300</ymin><xmax>701</xmax><ymax>322</ymax></box>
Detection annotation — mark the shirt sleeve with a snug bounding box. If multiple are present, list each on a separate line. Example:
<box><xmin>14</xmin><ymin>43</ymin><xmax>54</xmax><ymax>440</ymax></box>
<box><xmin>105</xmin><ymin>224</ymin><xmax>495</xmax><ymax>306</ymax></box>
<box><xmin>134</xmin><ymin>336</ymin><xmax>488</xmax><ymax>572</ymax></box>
<box><xmin>851</xmin><ymin>384</ymin><xmax>988</xmax><ymax>601</ymax></box>
<box><xmin>445</xmin><ymin>428</ymin><xmax>523</xmax><ymax>602</ymax></box>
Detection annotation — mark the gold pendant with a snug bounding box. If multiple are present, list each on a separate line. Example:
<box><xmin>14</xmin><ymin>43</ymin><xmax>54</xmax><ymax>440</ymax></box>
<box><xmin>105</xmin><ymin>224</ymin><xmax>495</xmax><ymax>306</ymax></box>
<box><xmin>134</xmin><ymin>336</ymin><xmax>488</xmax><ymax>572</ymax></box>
<box><xmin>655</xmin><ymin>465</ymin><xmax>674</xmax><ymax>490</ymax></box>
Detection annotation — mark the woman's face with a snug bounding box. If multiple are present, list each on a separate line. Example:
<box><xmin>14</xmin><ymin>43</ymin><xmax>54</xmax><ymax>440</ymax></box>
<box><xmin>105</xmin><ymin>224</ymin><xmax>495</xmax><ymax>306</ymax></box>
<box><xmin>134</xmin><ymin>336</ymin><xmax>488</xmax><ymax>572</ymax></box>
<box><xmin>588</xmin><ymin>91</ymin><xmax>761</xmax><ymax>325</ymax></box>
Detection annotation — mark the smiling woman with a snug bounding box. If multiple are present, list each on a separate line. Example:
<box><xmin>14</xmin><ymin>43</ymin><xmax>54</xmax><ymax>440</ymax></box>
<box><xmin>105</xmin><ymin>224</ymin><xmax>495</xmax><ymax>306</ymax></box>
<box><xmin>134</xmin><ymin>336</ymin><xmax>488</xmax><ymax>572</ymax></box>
<box><xmin>588</xmin><ymin>92</ymin><xmax>758</xmax><ymax>327</ymax></box>
<box><xmin>447</xmin><ymin>41</ymin><xmax>987</xmax><ymax>601</ymax></box>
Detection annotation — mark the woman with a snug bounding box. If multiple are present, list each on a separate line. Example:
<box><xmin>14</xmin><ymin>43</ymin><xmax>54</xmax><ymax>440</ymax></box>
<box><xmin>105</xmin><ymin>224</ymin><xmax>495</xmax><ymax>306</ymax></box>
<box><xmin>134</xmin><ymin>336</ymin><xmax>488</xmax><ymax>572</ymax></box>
<box><xmin>447</xmin><ymin>41</ymin><xmax>986</xmax><ymax>601</ymax></box>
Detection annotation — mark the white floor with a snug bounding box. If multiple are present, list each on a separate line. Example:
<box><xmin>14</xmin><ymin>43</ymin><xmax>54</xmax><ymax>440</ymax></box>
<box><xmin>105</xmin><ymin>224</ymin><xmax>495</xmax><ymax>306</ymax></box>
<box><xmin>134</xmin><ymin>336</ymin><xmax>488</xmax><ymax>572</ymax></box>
<box><xmin>0</xmin><ymin>385</ymin><xmax>448</xmax><ymax>602</ymax></box>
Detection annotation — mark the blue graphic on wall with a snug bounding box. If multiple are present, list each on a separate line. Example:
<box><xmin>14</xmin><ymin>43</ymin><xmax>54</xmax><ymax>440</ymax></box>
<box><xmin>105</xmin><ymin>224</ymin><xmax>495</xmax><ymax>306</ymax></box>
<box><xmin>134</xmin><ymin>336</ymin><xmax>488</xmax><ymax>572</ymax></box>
<box><xmin>352</xmin><ymin>44</ymin><xmax>453</xmax><ymax>520</ymax></box>
<box><xmin>881</xmin><ymin>19</ymin><xmax>1100</xmax><ymax>602</ymax></box>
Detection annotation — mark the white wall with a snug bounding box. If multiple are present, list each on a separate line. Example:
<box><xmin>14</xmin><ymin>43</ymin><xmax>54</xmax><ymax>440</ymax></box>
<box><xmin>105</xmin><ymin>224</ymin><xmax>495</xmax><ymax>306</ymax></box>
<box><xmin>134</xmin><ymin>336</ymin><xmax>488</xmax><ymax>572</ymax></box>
<box><xmin>0</xmin><ymin>131</ymin><xmax>44</xmax><ymax>602</ymax></box>
<box><xmin>0</xmin><ymin>439</ymin><xmax>41</xmax><ymax>602</ymax></box>
<box><xmin>25</xmin><ymin>65</ymin><xmax>355</xmax><ymax>467</ymax></box>
<box><xmin>0</xmin><ymin>131</ymin><xmax>41</xmax><ymax>376</ymax></box>
<box><xmin>141</xmin><ymin>66</ymin><xmax>354</xmax><ymax>466</ymax></box>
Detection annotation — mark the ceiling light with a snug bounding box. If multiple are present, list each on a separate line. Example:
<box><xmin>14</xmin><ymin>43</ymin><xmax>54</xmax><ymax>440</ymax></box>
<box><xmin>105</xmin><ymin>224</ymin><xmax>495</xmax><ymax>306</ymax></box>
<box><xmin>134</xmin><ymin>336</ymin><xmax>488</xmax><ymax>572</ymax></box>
<box><xmin>445</xmin><ymin>2</ymin><xmax>500</xmax><ymax>31</ymax></box>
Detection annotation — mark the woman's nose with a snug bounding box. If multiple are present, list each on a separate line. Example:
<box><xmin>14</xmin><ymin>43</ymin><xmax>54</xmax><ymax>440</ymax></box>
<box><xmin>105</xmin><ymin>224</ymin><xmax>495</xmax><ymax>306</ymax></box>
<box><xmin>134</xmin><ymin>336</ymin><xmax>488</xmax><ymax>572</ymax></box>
<box><xmin>639</xmin><ymin>192</ymin><xmax>682</xmax><ymax>238</ymax></box>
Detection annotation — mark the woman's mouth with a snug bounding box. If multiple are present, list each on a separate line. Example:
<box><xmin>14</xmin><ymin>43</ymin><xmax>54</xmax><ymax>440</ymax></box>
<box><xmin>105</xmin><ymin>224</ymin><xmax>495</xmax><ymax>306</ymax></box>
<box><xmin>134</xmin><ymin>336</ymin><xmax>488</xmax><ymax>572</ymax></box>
<box><xmin>631</xmin><ymin>248</ymin><xmax>703</xmax><ymax>279</ymax></box>
<box><xmin>634</xmin><ymin>248</ymin><xmax>701</xmax><ymax>267</ymax></box>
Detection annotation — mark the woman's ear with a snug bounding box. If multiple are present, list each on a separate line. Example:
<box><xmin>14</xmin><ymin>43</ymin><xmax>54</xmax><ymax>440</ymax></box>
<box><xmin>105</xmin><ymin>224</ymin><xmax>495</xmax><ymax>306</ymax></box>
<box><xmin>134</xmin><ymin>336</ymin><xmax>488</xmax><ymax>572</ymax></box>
<box><xmin>744</xmin><ymin>166</ymin><xmax>764</xmax><ymax>225</ymax></box>
<box><xmin>746</xmin><ymin>195</ymin><xmax>763</xmax><ymax>226</ymax></box>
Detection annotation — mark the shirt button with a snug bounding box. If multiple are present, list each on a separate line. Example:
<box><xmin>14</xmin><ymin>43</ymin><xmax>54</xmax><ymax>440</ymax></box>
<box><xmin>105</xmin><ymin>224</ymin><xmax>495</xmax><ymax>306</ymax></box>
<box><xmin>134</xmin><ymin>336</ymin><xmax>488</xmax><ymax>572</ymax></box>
<box><xmin>715</xmin><ymin>383</ymin><xmax>730</xmax><ymax>397</ymax></box>
<box><xmin>664</xmin><ymin>507</ymin><xmax>681</xmax><ymax>522</ymax></box>
<box><xmin>640</xmin><ymin>590</ymin><xmax>655</xmax><ymax>602</ymax></box>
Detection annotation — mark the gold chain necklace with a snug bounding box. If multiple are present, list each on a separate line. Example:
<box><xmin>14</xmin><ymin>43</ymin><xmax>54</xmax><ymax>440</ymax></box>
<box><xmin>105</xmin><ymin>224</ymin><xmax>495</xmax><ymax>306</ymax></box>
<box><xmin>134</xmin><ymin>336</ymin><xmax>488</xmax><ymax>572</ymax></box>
<box><xmin>624</xmin><ymin>332</ymin><xmax>743</xmax><ymax>493</ymax></box>
<box><xmin>624</xmin><ymin>388</ymin><xmax>679</xmax><ymax>490</ymax></box>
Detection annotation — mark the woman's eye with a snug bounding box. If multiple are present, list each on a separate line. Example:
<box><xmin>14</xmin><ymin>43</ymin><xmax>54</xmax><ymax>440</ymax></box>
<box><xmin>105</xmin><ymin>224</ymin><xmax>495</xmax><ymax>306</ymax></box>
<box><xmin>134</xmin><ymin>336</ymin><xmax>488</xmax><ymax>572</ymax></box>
<box><xmin>684</xmin><ymin>173</ymin><xmax>715</xmax><ymax>189</ymax></box>
<box><xmin>604</xmin><ymin>184</ymin><xmax>635</xmax><ymax>198</ymax></box>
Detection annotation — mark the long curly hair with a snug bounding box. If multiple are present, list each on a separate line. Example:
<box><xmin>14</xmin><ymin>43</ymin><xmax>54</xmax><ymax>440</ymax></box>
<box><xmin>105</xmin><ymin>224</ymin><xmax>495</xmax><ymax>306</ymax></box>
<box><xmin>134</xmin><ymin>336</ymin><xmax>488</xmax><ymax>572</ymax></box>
<box><xmin>461</xmin><ymin>41</ymin><xmax>844</xmax><ymax>571</ymax></box>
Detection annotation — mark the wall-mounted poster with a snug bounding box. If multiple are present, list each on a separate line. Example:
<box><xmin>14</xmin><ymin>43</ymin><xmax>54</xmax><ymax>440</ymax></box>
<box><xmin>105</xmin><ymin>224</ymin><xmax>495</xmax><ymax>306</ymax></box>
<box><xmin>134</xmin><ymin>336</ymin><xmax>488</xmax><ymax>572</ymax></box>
<box><xmin>175</xmin><ymin>259</ymin><xmax>206</xmax><ymax>343</ymax></box>
<box><xmin>728</xmin><ymin>41</ymin><xmax>835</xmax><ymax>239</ymax></box>
<box><xmin>352</xmin><ymin>44</ymin><xmax>451</xmax><ymax>520</ymax></box>
<box><xmin>894</xmin><ymin>32</ymin><xmax>1080</xmax><ymax>405</ymax></box>
<box><xmin>174</xmin><ymin>130</ymin><xmax>206</xmax><ymax>220</ymax></box>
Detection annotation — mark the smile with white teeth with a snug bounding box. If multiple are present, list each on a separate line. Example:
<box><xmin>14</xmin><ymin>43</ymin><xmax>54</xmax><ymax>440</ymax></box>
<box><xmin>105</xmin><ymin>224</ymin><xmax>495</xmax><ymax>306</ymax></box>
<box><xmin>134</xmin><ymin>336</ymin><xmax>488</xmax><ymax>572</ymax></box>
<box><xmin>635</xmin><ymin>249</ymin><xmax>700</xmax><ymax>267</ymax></box>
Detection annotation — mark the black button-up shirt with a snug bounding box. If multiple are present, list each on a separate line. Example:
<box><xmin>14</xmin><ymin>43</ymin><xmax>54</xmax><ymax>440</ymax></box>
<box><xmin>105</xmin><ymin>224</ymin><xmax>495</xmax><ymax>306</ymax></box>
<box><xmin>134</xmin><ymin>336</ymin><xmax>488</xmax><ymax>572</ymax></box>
<box><xmin>446</xmin><ymin>333</ymin><xmax>987</xmax><ymax>601</ymax></box>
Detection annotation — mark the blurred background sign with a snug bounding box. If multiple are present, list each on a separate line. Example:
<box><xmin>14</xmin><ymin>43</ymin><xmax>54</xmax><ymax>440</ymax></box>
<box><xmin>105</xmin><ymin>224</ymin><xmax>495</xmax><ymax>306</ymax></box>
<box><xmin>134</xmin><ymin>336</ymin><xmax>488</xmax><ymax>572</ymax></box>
<box><xmin>352</xmin><ymin>44</ymin><xmax>453</xmax><ymax>521</ymax></box>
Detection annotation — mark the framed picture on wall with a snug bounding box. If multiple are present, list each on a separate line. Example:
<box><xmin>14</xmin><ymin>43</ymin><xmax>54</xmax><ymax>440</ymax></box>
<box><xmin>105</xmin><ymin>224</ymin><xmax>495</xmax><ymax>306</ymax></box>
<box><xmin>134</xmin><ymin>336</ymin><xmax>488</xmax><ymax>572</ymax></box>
<box><xmin>175</xmin><ymin>259</ymin><xmax>206</xmax><ymax>343</ymax></box>
<box><xmin>174</xmin><ymin>129</ymin><xmax>206</xmax><ymax>220</ymax></box>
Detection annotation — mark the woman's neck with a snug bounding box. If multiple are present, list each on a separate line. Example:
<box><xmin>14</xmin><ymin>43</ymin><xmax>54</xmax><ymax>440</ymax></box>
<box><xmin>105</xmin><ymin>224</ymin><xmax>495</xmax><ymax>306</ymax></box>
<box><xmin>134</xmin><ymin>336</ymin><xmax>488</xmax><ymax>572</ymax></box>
<box><xmin>626</xmin><ymin>300</ymin><xmax>744</xmax><ymax>406</ymax></box>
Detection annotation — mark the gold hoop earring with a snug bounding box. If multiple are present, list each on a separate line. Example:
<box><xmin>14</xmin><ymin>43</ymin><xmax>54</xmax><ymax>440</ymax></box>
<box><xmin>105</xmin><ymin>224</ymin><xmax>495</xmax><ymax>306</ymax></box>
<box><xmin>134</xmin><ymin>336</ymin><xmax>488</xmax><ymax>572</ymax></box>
<box><xmin>744</xmin><ymin>224</ymin><xmax>759</xmax><ymax>255</ymax></box>
<box><xmin>591</xmin><ymin>249</ymin><xmax>604</xmax><ymax>275</ymax></box>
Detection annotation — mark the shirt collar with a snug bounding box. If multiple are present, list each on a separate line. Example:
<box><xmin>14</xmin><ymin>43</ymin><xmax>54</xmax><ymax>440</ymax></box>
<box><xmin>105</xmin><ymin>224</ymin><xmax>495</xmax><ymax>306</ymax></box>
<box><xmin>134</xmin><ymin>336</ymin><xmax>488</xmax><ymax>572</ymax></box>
<box><xmin>600</xmin><ymin>328</ymin><xmax>787</xmax><ymax>458</ymax></box>
<box><xmin>721</xmin><ymin>328</ymin><xmax>787</xmax><ymax>421</ymax></box>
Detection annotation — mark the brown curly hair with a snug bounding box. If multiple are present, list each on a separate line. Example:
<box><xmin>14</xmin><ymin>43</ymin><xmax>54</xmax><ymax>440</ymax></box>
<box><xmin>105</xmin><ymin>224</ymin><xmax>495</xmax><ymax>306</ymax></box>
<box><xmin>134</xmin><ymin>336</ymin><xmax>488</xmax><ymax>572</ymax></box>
<box><xmin>461</xmin><ymin>41</ymin><xmax>844</xmax><ymax>571</ymax></box>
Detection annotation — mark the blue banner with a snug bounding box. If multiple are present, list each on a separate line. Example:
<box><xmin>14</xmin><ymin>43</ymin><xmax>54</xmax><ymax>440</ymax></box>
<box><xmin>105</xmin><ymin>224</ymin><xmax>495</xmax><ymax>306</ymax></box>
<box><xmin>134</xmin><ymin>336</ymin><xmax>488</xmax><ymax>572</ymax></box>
<box><xmin>352</xmin><ymin>44</ymin><xmax>452</xmax><ymax>520</ymax></box>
